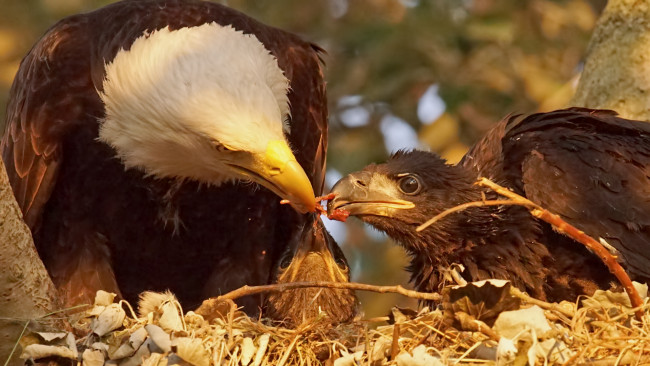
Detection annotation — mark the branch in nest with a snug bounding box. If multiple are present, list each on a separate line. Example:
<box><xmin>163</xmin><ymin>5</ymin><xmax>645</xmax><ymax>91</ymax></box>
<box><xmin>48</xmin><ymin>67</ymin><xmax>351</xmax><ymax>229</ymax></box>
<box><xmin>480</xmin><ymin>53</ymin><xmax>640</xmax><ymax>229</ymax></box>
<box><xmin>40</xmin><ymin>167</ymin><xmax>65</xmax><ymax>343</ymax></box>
<box><xmin>476</xmin><ymin>178</ymin><xmax>642</xmax><ymax>320</ymax></box>
<box><xmin>454</xmin><ymin>311</ymin><xmax>500</xmax><ymax>341</ymax></box>
<box><xmin>416</xmin><ymin>177</ymin><xmax>642</xmax><ymax>320</ymax></box>
<box><xmin>417</xmin><ymin>199</ymin><xmax>523</xmax><ymax>232</ymax></box>
<box><xmin>509</xmin><ymin>287</ymin><xmax>574</xmax><ymax>319</ymax></box>
<box><xmin>196</xmin><ymin>281</ymin><xmax>440</xmax><ymax>315</ymax></box>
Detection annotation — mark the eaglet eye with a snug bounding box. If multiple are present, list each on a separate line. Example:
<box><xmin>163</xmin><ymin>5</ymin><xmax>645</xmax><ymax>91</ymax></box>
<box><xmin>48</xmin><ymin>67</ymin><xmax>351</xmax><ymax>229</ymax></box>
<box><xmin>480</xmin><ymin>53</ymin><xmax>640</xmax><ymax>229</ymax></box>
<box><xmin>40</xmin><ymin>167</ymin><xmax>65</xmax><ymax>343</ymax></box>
<box><xmin>398</xmin><ymin>175</ymin><xmax>421</xmax><ymax>195</ymax></box>
<box><xmin>335</xmin><ymin>256</ymin><xmax>348</xmax><ymax>271</ymax></box>
<box><xmin>279</xmin><ymin>252</ymin><xmax>294</xmax><ymax>270</ymax></box>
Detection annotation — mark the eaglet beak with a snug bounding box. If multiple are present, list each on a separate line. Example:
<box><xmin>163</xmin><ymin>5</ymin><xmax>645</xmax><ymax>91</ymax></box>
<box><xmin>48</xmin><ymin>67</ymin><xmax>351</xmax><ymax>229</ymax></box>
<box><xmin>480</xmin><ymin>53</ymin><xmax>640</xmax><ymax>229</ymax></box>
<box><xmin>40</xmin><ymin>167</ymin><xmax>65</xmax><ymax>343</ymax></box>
<box><xmin>229</xmin><ymin>140</ymin><xmax>316</xmax><ymax>213</ymax></box>
<box><xmin>327</xmin><ymin>171</ymin><xmax>414</xmax><ymax>217</ymax></box>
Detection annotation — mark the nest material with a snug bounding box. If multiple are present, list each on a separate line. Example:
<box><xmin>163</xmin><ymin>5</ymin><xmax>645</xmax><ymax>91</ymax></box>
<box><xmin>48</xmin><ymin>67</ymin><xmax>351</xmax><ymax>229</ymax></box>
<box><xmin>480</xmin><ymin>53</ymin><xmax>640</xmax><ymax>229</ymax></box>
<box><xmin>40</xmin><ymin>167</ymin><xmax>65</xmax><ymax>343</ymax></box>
<box><xmin>17</xmin><ymin>280</ymin><xmax>650</xmax><ymax>366</ymax></box>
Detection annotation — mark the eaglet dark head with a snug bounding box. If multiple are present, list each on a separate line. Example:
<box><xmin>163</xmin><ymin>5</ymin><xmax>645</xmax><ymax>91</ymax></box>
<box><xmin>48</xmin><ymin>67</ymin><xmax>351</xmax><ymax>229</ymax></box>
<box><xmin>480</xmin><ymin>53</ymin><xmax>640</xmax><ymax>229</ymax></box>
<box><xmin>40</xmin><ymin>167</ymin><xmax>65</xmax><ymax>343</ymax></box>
<box><xmin>264</xmin><ymin>216</ymin><xmax>358</xmax><ymax>327</ymax></box>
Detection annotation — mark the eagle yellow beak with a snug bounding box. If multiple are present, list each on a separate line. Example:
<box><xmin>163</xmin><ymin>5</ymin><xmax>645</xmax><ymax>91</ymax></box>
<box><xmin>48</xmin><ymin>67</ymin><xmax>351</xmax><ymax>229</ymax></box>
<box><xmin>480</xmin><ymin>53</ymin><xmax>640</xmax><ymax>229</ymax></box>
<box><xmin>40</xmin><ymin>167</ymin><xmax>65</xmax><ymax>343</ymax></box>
<box><xmin>233</xmin><ymin>140</ymin><xmax>316</xmax><ymax>213</ymax></box>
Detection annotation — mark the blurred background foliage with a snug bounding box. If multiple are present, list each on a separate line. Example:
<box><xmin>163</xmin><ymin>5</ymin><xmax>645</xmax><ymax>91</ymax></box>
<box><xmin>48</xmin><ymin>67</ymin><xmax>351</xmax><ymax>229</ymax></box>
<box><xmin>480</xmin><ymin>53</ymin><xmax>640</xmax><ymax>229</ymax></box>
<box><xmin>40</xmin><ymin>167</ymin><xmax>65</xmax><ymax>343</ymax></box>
<box><xmin>0</xmin><ymin>0</ymin><xmax>606</xmax><ymax>317</ymax></box>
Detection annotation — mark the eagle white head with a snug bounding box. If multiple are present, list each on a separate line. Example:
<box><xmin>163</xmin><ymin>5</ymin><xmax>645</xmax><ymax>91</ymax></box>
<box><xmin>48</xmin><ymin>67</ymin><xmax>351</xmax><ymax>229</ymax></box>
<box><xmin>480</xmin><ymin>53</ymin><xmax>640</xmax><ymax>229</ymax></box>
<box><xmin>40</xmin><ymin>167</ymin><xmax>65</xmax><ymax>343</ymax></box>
<box><xmin>99</xmin><ymin>23</ymin><xmax>316</xmax><ymax>213</ymax></box>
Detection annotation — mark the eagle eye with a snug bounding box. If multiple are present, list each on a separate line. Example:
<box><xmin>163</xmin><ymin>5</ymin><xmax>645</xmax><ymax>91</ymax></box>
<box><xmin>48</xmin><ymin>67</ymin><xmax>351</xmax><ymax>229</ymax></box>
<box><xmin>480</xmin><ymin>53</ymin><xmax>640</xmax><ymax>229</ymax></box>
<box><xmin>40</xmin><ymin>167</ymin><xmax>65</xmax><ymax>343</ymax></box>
<box><xmin>398</xmin><ymin>175</ymin><xmax>421</xmax><ymax>195</ymax></box>
<box><xmin>213</xmin><ymin>142</ymin><xmax>233</xmax><ymax>153</ymax></box>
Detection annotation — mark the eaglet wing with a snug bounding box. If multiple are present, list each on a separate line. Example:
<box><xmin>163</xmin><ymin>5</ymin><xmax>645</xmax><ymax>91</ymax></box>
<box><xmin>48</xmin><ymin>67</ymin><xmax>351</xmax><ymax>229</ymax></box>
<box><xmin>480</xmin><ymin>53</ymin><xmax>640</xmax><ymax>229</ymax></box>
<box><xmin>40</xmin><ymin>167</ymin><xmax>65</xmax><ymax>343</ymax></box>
<box><xmin>500</xmin><ymin>108</ymin><xmax>650</xmax><ymax>279</ymax></box>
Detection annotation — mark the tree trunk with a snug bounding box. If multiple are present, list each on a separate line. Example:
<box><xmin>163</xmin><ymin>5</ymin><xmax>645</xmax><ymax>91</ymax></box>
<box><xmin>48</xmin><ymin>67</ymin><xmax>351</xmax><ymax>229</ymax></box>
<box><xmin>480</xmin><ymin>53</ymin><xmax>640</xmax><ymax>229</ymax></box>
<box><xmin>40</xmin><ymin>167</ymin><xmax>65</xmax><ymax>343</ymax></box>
<box><xmin>571</xmin><ymin>0</ymin><xmax>650</xmax><ymax>120</ymax></box>
<box><xmin>0</xmin><ymin>158</ymin><xmax>60</xmax><ymax>366</ymax></box>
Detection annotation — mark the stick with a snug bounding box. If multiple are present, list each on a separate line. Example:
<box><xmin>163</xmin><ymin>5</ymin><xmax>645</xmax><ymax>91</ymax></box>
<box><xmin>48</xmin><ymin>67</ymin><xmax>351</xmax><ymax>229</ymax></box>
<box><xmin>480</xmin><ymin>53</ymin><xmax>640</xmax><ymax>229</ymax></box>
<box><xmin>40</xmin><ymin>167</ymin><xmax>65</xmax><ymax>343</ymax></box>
<box><xmin>454</xmin><ymin>312</ymin><xmax>500</xmax><ymax>341</ymax></box>
<box><xmin>509</xmin><ymin>287</ymin><xmax>574</xmax><ymax>318</ymax></box>
<box><xmin>391</xmin><ymin>323</ymin><xmax>401</xmax><ymax>360</ymax></box>
<box><xmin>196</xmin><ymin>281</ymin><xmax>440</xmax><ymax>313</ymax></box>
<box><xmin>417</xmin><ymin>200</ymin><xmax>526</xmax><ymax>232</ymax></box>
<box><xmin>3</xmin><ymin>320</ymin><xmax>28</xmax><ymax>366</ymax></box>
<box><xmin>476</xmin><ymin>178</ymin><xmax>644</xmax><ymax>320</ymax></box>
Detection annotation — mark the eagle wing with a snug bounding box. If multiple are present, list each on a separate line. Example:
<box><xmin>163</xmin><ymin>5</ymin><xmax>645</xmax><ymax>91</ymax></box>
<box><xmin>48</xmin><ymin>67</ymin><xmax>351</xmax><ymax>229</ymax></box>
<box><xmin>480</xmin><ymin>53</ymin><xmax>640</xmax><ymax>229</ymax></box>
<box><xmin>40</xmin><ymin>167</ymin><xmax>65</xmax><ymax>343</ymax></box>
<box><xmin>274</xmin><ymin>43</ymin><xmax>328</xmax><ymax>195</ymax></box>
<box><xmin>2</xmin><ymin>0</ymin><xmax>331</xmax><ymax>308</ymax></box>
<box><xmin>2</xmin><ymin>16</ymin><xmax>99</xmax><ymax>229</ymax></box>
<box><xmin>500</xmin><ymin>108</ymin><xmax>650</xmax><ymax>278</ymax></box>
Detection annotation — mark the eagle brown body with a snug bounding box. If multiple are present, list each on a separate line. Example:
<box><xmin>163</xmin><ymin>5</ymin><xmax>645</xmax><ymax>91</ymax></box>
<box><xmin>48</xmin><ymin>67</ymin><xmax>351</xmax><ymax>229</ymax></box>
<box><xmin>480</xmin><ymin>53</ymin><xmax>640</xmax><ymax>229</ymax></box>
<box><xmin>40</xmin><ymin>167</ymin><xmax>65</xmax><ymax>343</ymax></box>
<box><xmin>330</xmin><ymin>108</ymin><xmax>650</xmax><ymax>302</ymax></box>
<box><xmin>2</xmin><ymin>0</ymin><xmax>336</xmax><ymax>313</ymax></box>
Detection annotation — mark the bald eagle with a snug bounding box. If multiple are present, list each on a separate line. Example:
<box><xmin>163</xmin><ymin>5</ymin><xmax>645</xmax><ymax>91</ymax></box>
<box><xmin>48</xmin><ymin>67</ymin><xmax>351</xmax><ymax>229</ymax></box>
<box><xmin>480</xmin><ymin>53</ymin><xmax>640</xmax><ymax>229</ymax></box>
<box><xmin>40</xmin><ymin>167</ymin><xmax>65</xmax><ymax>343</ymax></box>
<box><xmin>329</xmin><ymin>108</ymin><xmax>650</xmax><ymax>302</ymax></box>
<box><xmin>2</xmin><ymin>0</ymin><xmax>343</xmax><ymax>314</ymax></box>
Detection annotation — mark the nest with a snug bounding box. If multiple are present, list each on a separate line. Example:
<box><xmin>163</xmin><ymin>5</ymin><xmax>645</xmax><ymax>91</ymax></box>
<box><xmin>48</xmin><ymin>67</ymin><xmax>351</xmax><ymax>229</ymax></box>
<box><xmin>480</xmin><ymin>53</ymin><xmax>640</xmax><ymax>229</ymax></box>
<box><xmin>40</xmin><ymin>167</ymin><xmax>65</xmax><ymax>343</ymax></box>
<box><xmin>18</xmin><ymin>278</ymin><xmax>650</xmax><ymax>366</ymax></box>
<box><xmin>15</xmin><ymin>180</ymin><xmax>650</xmax><ymax>365</ymax></box>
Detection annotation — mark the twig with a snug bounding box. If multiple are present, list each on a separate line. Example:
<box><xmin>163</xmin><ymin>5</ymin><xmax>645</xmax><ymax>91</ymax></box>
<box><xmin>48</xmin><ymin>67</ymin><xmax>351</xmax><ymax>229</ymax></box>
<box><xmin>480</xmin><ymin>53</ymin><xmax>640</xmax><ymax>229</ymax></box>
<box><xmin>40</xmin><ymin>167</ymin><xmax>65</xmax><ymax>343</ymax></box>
<box><xmin>417</xmin><ymin>200</ymin><xmax>525</xmax><ymax>232</ymax></box>
<box><xmin>454</xmin><ymin>312</ymin><xmax>500</xmax><ymax>341</ymax></box>
<box><xmin>277</xmin><ymin>335</ymin><xmax>300</xmax><ymax>366</ymax></box>
<box><xmin>391</xmin><ymin>323</ymin><xmax>401</xmax><ymax>360</ymax></box>
<box><xmin>40</xmin><ymin>304</ymin><xmax>90</xmax><ymax>317</ymax></box>
<box><xmin>454</xmin><ymin>341</ymin><xmax>486</xmax><ymax>364</ymax></box>
<box><xmin>476</xmin><ymin>178</ymin><xmax>644</xmax><ymax>320</ymax></box>
<box><xmin>509</xmin><ymin>287</ymin><xmax>574</xmax><ymax>318</ymax></box>
<box><xmin>3</xmin><ymin>320</ymin><xmax>28</xmax><ymax>366</ymax></box>
<box><xmin>416</xmin><ymin>177</ymin><xmax>643</xmax><ymax>320</ymax></box>
<box><xmin>1</xmin><ymin>303</ymin><xmax>86</xmax><ymax>361</ymax></box>
<box><xmin>196</xmin><ymin>282</ymin><xmax>440</xmax><ymax>314</ymax></box>
<box><xmin>220</xmin><ymin>281</ymin><xmax>439</xmax><ymax>301</ymax></box>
